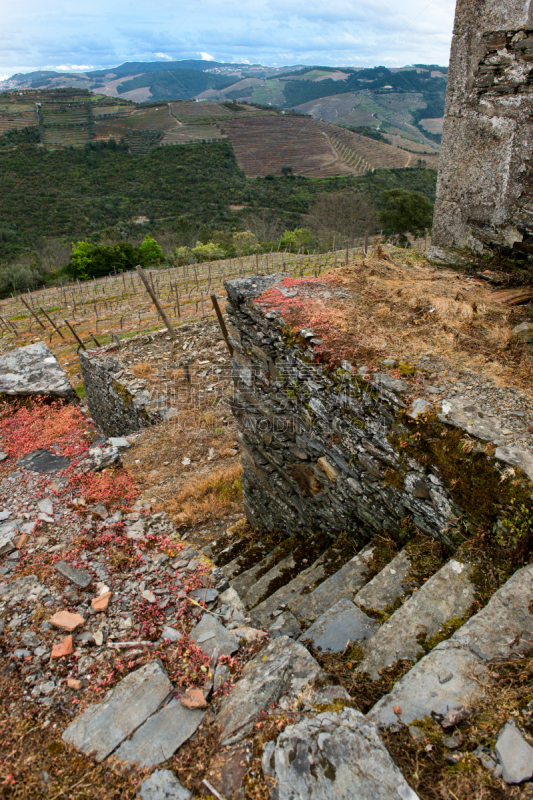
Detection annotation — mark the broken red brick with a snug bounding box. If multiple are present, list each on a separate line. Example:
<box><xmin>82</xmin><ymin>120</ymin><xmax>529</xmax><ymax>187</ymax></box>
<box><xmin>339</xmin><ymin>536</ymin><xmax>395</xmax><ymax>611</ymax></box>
<box><xmin>49</xmin><ymin>610</ymin><xmax>85</xmax><ymax>632</ymax></box>
<box><xmin>67</xmin><ymin>678</ymin><xmax>83</xmax><ymax>690</ymax></box>
<box><xmin>51</xmin><ymin>635</ymin><xmax>73</xmax><ymax>659</ymax></box>
<box><xmin>180</xmin><ymin>687</ymin><xmax>208</xmax><ymax>709</ymax></box>
<box><xmin>91</xmin><ymin>591</ymin><xmax>112</xmax><ymax>612</ymax></box>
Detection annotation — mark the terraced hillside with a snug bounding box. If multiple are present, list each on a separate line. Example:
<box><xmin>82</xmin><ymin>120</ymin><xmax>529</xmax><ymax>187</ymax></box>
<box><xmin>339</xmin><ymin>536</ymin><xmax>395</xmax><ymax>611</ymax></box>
<box><xmin>221</xmin><ymin>115</ymin><xmax>414</xmax><ymax>177</ymax></box>
<box><xmin>39</xmin><ymin>101</ymin><xmax>93</xmax><ymax>148</ymax></box>
<box><xmin>0</xmin><ymin>103</ymin><xmax>38</xmax><ymax>136</ymax></box>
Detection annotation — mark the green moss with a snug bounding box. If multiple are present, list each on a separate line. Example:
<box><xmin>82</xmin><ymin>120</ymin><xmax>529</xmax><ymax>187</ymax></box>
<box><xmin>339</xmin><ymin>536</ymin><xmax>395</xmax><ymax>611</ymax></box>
<box><xmin>388</xmin><ymin>413</ymin><xmax>532</xmax><ymax>528</ymax></box>
<box><xmin>75</xmin><ymin>383</ymin><xmax>86</xmax><ymax>399</ymax></box>
<box><xmin>417</xmin><ymin>614</ymin><xmax>471</xmax><ymax>654</ymax></box>
<box><xmin>383</xmin><ymin>467</ymin><xmax>405</xmax><ymax>491</ymax></box>
<box><xmin>398</xmin><ymin>361</ymin><xmax>415</xmax><ymax>376</ymax></box>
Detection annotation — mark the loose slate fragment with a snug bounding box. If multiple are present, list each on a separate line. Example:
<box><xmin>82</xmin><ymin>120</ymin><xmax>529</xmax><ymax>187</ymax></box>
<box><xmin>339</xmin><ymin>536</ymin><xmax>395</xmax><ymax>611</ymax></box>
<box><xmin>263</xmin><ymin>707</ymin><xmax>419</xmax><ymax>800</ymax></box>
<box><xmin>18</xmin><ymin>449</ymin><xmax>70</xmax><ymax>474</ymax></box>
<box><xmin>54</xmin><ymin>561</ymin><xmax>92</xmax><ymax>588</ymax></box>
<box><xmin>495</xmin><ymin>721</ymin><xmax>533</xmax><ymax>784</ymax></box>
<box><xmin>139</xmin><ymin>770</ymin><xmax>191</xmax><ymax>800</ymax></box>
<box><xmin>63</xmin><ymin>661</ymin><xmax>171</xmax><ymax>761</ymax></box>
<box><xmin>190</xmin><ymin>614</ymin><xmax>239</xmax><ymax>657</ymax></box>
<box><xmin>114</xmin><ymin>699</ymin><xmax>204</xmax><ymax>768</ymax></box>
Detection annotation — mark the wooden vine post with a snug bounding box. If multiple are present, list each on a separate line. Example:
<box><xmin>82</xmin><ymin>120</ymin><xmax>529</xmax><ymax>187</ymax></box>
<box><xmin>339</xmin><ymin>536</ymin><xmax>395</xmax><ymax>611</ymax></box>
<box><xmin>135</xmin><ymin>264</ymin><xmax>177</xmax><ymax>341</ymax></box>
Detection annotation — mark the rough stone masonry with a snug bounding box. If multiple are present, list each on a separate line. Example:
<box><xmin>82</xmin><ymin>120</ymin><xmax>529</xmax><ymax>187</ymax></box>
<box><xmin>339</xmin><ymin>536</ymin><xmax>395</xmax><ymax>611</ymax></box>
<box><xmin>430</xmin><ymin>0</ymin><xmax>533</xmax><ymax>263</ymax></box>
<box><xmin>225</xmin><ymin>274</ymin><xmax>533</xmax><ymax>548</ymax></box>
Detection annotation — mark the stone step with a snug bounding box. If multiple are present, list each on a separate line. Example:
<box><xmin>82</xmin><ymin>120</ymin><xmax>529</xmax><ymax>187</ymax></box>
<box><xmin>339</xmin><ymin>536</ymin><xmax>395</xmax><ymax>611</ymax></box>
<box><xmin>353</xmin><ymin>548</ymin><xmax>419</xmax><ymax>616</ymax></box>
<box><xmin>367</xmin><ymin>563</ymin><xmax>533</xmax><ymax>727</ymax></box>
<box><xmin>230</xmin><ymin>537</ymin><xmax>297</xmax><ymax>601</ymax></box>
<box><xmin>289</xmin><ymin>543</ymin><xmax>377</xmax><ymax>628</ymax></box>
<box><xmin>358</xmin><ymin>559</ymin><xmax>476</xmax><ymax>680</ymax></box>
<box><xmin>240</xmin><ymin>533</ymin><xmax>331</xmax><ymax>611</ymax></box>
<box><xmin>221</xmin><ymin>540</ymin><xmax>276</xmax><ymax>583</ymax></box>
<box><xmin>249</xmin><ymin>554</ymin><xmax>329</xmax><ymax>627</ymax></box>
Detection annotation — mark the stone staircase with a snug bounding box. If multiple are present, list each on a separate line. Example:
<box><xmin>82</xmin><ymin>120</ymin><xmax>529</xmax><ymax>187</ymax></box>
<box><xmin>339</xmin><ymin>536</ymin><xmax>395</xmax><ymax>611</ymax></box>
<box><xmin>206</xmin><ymin>523</ymin><xmax>533</xmax><ymax>742</ymax></box>
<box><xmin>59</xmin><ymin>520</ymin><xmax>533</xmax><ymax>798</ymax></box>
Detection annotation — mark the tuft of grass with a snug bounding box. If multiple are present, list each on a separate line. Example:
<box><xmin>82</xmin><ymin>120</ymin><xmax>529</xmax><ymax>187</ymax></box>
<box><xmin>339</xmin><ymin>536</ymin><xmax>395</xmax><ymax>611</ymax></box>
<box><xmin>164</xmin><ymin>464</ymin><xmax>242</xmax><ymax>527</ymax></box>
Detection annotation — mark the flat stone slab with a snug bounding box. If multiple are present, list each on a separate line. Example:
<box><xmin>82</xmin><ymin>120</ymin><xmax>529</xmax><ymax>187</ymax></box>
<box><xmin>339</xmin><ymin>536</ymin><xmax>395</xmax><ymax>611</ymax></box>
<box><xmin>452</xmin><ymin>563</ymin><xmax>533</xmax><ymax>661</ymax></box>
<box><xmin>289</xmin><ymin>544</ymin><xmax>376</xmax><ymax>626</ymax></box>
<box><xmin>241</xmin><ymin>551</ymin><xmax>298</xmax><ymax>610</ymax></box>
<box><xmin>263</xmin><ymin>707</ymin><xmax>419</xmax><ymax>800</ymax></box>
<box><xmin>114</xmin><ymin>699</ymin><xmax>204</xmax><ymax>768</ymax></box>
<box><xmin>54</xmin><ymin>561</ymin><xmax>92</xmax><ymax>588</ymax></box>
<box><xmin>269</xmin><ymin>610</ymin><xmax>302</xmax><ymax>639</ymax></box>
<box><xmin>0</xmin><ymin>342</ymin><xmax>76</xmax><ymax>398</ymax></box>
<box><xmin>139</xmin><ymin>770</ymin><xmax>191</xmax><ymax>799</ymax></box>
<box><xmin>216</xmin><ymin>636</ymin><xmax>322</xmax><ymax>745</ymax></box>
<box><xmin>300</xmin><ymin>598</ymin><xmax>377</xmax><ymax>653</ymax></box>
<box><xmin>368</xmin><ymin>641</ymin><xmax>488</xmax><ymax>727</ymax></box>
<box><xmin>355</xmin><ymin>549</ymin><xmax>416</xmax><ymax>614</ymax></box>
<box><xmin>359</xmin><ymin>560</ymin><xmax>475</xmax><ymax>680</ymax></box>
<box><xmin>250</xmin><ymin>556</ymin><xmax>327</xmax><ymax>627</ymax></box>
<box><xmin>189</xmin><ymin>614</ymin><xmax>239</xmax><ymax>657</ymax></box>
<box><xmin>18</xmin><ymin>449</ymin><xmax>70</xmax><ymax>474</ymax></box>
<box><xmin>63</xmin><ymin>661</ymin><xmax>171</xmax><ymax>761</ymax></box>
<box><xmin>495</xmin><ymin>721</ymin><xmax>533</xmax><ymax>784</ymax></box>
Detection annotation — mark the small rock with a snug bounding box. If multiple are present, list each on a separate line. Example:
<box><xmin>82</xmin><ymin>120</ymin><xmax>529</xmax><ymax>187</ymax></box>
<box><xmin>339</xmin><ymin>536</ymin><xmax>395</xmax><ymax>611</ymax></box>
<box><xmin>442</xmin><ymin>732</ymin><xmax>464</xmax><ymax>750</ymax></box>
<box><xmin>142</xmin><ymin>589</ymin><xmax>156</xmax><ymax>604</ymax></box>
<box><xmin>51</xmin><ymin>635</ymin><xmax>73</xmax><ymax>659</ymax></box>
<box><xmin>93</xmin><ymin>631</ymin><xmax>104</xmax><ymax>646</ymax></box>
<box><xmin>0</xmin><ymin>509</ymin><xmax>11</xmax><ymax>520</ymax></box>
<box><xmin>317</xmin><ymin>456</ymin><xmax>339</xmax><ymax>481</ymax></box>
<box><xmin>441</xmin><ymin>706</ymin><xmax>471</xmax><ymax>729</ymax></box>
<box><xmin>108</xmin><ymin>437</ymin><xmax>131</xmax><ymax>449</ymax></box>
<box><xmin>495</xmin><ymin>720</ymin><xmax>533</xmax><ymax>784</ymax></box>
<box><xmin>67</xmin><ymin>678</ymin><xmax>83</xmax><ymax>690</ymax></box>
<box><xmin>37</xmin><ymin>499</ymin><xmax>54</xmax><ymax>516</ymax></box>
<box><xmin>190</xmin><ymin>588</ymin><xmax>219</xmax><ymax>604</ymax></box>
<box><xmin>139</xmin><ymin>770</ymin><xmax>191</xmax><ymax>800</ymax></box>
<box><xmin>21</xmin><ymin>631</ymin><xmax>40</xmax><ymax>648</ymax></box>
<box><xmin>161</xmin><ymin>626</ymin><xmax>182</xmax><ymax>642</ymax></box>
<box><xmin>55</xmin><ymin>561</ymin><xmax>92</xmax><ymax>589</ymax></box>
<box><xmin>190</xmin><ymin>614</ymin><xmax>239</xmax><ymax>657</ymax></box>
<box><xmin>180</xmin><ymin>688</ymin><xmax>208</xmax><ymax>709</ymax></box>
<box><xmin>409</xmin><ymin>725</ymin><xmax>426</xmax><ymax>743</ymax></box>
<box><xmin>0</xmin><ymin>453</ymin><xmax>7</xmax><ymax>463</ymax></box>
<box><xmin>49</xmin><ymin>610</ymin><xmax>85</xmax><ymax>632</ymax></box>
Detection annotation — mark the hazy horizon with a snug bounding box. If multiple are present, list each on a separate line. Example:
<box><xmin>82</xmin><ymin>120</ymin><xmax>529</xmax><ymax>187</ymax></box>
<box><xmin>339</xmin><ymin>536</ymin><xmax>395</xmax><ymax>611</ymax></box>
<box><xmin>1</xmin><ymin>0</ymin><xmax>455</xmax><ymax>80</ymax></box>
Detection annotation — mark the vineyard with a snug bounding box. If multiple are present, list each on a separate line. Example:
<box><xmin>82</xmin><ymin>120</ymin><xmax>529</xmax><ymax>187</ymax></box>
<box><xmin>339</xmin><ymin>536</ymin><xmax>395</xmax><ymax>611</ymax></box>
<box><xmin>221</xmin><ymin>115</ymin><xmax>416</xmax><ymax>177</ymax></box>
<box><xmin>0</xmin><ymin>244</ymin><xmax>371</xmax><ymax>376</ymax></box>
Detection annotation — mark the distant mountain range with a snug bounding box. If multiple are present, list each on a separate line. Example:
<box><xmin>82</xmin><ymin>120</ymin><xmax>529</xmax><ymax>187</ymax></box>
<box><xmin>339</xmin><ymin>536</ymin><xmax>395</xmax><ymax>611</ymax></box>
<box><xmin>0</xmin><ymin>59</ymin><xmax>447</xmax><ymax>151</ymax></box>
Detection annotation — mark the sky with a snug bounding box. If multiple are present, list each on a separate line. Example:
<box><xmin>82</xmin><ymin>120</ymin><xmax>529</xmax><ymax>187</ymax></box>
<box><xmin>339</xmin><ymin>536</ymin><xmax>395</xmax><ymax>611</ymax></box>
<box><xmin>0</xmin><ymin>0</ymin><xmax>456</xmax><ymax>79</ymax></box>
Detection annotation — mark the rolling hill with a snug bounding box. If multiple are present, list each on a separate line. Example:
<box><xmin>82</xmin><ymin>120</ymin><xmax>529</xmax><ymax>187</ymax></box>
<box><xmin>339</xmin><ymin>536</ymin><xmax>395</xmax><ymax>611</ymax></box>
<box><xmin>0</xmin><ymin>59</ymin><xmax>446</xmax><ymax>154</ymax></box>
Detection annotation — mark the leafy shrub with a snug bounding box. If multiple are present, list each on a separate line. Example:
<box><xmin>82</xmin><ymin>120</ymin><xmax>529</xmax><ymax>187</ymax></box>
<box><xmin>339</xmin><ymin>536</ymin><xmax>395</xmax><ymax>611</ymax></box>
<box><xmin>139</xmin><ymin>235</ymin><xmax>163</xmax><ymax>264</ymax></box>
<box><xmin>192</xmin><ymin>240</ymin><xmax>226</xmax><ymax>261</ymax></box>
<box><xmin>0</xmin><ymin>264</ymin><xmax>40</xmax><ymax>297</ymax></box>
<box><xmin>379</xmin><ymin>188</ymin><xmax>434</xmax><ymax>240</ymax></box>
<box><xmin>279</xmin><ymin>228</ymin><xmax>317</xmax><ymax>253</ymax></box>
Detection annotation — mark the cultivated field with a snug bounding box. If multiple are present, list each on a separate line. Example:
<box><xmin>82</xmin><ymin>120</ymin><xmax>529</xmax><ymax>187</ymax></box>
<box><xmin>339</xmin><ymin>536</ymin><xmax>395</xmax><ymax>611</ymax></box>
<box><xmin>0</xmin><ymin>245</ymin><xmax>370</xmax><ymax>385</ymax></box>
<box><xmin>221</xmin><ymin>115</ymin><xmax>413</xmax><ymax>177</ymax></box>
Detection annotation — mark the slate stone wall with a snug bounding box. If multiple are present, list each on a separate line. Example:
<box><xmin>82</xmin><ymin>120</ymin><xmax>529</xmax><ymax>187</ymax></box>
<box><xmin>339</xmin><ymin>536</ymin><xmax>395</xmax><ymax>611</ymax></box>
<box><xmin>79</xmin><ymin>347</ymin><xmax>162</xmax><ymax>437</ymax></box>
<box><xmin>225</xmin><ymin>275</ymin><xmax>533</xmax><ymax>548</ymax></box>
<box><xmin>430</xmin><ymin>0</ymin><xmax>533</xmax><ymax>262</ymax></box>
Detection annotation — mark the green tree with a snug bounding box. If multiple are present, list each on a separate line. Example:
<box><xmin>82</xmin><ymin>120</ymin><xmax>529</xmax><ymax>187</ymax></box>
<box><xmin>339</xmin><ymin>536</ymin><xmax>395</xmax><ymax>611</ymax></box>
<box><xmin>379</xmin><ymin>189</ymin><xmax>434</xmax><ymax>242</ymax></box>
<box><xmin>279</xmin><ymin>228</ymin><xmax>317</xmax><ymax>253</ymax></box>
<box><xmin>139</xmin><ymin>235</ymin><xmax>164</xmax><ymax>265</ymax></box>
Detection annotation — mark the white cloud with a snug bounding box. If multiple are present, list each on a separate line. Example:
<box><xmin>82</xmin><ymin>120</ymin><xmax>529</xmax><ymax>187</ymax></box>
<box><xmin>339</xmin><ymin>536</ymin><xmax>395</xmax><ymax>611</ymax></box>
<box><xmin>154</xmin><ymin>52</ymin><xmax>172</xmax><ymax>59</ymax></box>
<box><xmin>199</xmin><ymin>52</ymin><xmax>215</xmax><ymax>61</ymax></box>
<box><xmin>53</xmin><ymin>64</ymin><xmax>93</xmax><ymax>71</ymax></box>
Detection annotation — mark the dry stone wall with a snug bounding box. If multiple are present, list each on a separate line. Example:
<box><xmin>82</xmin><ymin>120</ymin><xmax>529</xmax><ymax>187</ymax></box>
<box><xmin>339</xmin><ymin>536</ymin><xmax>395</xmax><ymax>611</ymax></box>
<box><xmin>225</xmin><ymin>274</ymin><xmax>533</xmax><ymax>548</ymax></box>
<box><xmin>79</xmin><ymin>345</ymin><xmax>171</xmax><ymax>437</ymax></box>
<box><xmin>430</xmin><ymin>0</ymin><xmax>533</xmax><ymax>262</ymax></box>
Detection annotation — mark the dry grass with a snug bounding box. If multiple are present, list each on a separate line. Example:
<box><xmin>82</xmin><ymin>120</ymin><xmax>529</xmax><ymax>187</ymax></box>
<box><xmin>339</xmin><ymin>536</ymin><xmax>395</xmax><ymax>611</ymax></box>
<box><xmin>0</xmin><ymin>676</ymin><xmax>146</xmax><ymax>800</ymax></box>
<box><xmin>164</xmin><ymin>463</ymin><xmax>242</xmax><ymax>527</ymax></box>
<box><xmin>290</xmin><ymin>253</ymin><xmax>533</xmax><ymax>390</ymax></box>
<box><xmin>128</xmin><ymin>362</ymin><xmax>156</xmax><ymax>379</ymax></box>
